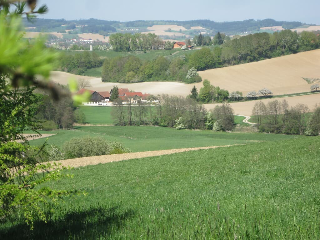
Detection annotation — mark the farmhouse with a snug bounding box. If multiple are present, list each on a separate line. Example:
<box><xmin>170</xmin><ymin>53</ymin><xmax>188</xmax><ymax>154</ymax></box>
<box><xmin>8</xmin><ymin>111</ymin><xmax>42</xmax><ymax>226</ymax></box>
<box><xmin>173</xmin><ymin>42</ymin><xmax>186</xmax><ymax>48</ymax></box>
<box><xmin>78</xmin><ymin>88</ymin><xmax>153</xmax><ymax>104</ymax></box>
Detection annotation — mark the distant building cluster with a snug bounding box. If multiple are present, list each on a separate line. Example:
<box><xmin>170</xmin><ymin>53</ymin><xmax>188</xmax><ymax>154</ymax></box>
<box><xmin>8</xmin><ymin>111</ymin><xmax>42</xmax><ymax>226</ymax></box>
<box><xmin>77</xmin><ymin>88</ymin><xmax>157</xmax><ymax>106</ymax></box>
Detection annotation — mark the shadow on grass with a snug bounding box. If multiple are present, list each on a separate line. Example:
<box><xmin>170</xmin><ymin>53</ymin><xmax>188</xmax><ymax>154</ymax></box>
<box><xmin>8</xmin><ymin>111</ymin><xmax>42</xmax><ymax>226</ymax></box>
<box><xmin>0</xmin><ymin>206</ymin><xmax>134</xmax><ymax>240</ymax></box>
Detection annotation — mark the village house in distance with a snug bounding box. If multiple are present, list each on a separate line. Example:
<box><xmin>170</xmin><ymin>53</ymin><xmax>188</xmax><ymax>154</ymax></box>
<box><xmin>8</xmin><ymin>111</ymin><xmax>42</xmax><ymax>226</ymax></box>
<box><xmin>77</xmin><ymin>88</ymin><xmax>158</xmax><ymax>106</ymax></box>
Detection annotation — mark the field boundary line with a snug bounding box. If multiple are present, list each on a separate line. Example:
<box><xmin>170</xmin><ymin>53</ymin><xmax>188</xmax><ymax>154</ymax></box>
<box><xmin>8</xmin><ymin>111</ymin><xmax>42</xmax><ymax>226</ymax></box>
<box><xmin>53</xmin><ymin>144</ymin><xmax>245</xmax><ymax>168</ymax></box>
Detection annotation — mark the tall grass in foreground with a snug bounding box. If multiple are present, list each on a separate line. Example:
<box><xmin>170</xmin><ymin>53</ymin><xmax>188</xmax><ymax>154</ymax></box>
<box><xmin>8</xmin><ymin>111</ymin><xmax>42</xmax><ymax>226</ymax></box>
<box><xmin>1</xmin><ymin>137</ymin><xmax>320</xmax><ymax>239</ymax></box>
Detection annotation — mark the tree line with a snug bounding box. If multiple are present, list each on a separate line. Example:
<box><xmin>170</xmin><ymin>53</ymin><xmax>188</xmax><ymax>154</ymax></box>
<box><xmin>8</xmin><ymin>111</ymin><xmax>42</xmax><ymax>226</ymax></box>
<box><xmin>111</xmin><ymin>95</ymin><xmax>235</xmax><ymax>131</ymax></box>
<box><xmin>57</xmin><ymin>51</ymin><xmax>103</xmax><ymax>75</ymax></box>
<box><xmin>101</xmin><ymin>55</ymin><xmax>201</xmax><ymax>84</ymax></box>
<box><xmin>187</xmin><ymin>31</ymin><xmax>320</xmax><ymax>72</ymax></box>
<box><xmin>109</xmin><ymin>33</ymin><xmax>164</xmax><ymax>52</ymax></box>
<box><xmin>252</xmin><ymin>100</ymin><xmax>320</xmax><ymax>136</ymax></box>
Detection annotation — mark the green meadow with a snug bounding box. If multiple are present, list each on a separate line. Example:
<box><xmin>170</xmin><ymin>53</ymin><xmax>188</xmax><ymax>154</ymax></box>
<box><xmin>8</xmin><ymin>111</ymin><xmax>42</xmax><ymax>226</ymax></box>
<box><xmin>79</xmin><ymin>106</ymin><xmax>114</xmax><ymax>125</ymax></box>
<box><xmin>2</xmin><ymin>137</ymin><xmax>320</xmax><ymax>239</ymax></box>
<box><xmin>29</xmin><ymin>126</ymin><xmax>299</xmax><ymax>152</ymax></box>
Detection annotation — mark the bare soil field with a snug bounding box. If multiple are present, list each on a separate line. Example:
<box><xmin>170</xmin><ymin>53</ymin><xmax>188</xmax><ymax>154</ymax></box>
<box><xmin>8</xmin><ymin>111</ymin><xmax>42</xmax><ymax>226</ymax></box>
<box><xmin>53</xmin><ymin>145</ymin><xmax>238</xmax><ymax>168</ymax></box>
<box><xmin>191</xmin><ymin>26</ymin><xmax>205</xmax><ymax>30</ymax></box>
<box><xmin>197</xmin><ymin>49</ymin><xmax>320</xmax><ymax>95</ymax></box>
<box><xmin>24</xmin><ymin>32</ymin><xmax>63</xmax><ymax>38</ymax></box>
<box><xmin>205</xmin><ymin>94</ymin><xmax>320</xmax><ymax>116</ymax></box>
<box><xmin>260</xmin><ymin>26</ymin><xmax>284</xmax><ymax>31</ymax></box>
<box><xmin>142</xmin><ymin>25</ymin><xmax>186</xmax><ymax>37</ymax></box>
<box><xmin>291</xmin><ymin>26</ymin><xmax>320</xmax><ymax>33</ymax></box>
<box><xmin>78</xmin><ymin>33</ymin><xmax>109</xmax><ymax>42</ymax></box>
<box><xmin>50</xmin><ymin>71</ymin><xmax>192</xmax><ymax>96</ymax></box>
<box><xmin>50</xmin><ymin>71</ymin><xmax>95</xmax><ymax>85</ymax></box>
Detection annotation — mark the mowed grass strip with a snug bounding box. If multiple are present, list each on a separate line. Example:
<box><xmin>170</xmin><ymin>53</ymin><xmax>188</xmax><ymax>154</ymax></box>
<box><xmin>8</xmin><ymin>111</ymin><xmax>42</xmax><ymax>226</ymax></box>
<box><xmin>29</xmin><ymin>126</ymin><xmax>299</xmax><ymax>152</ymax></box>
<box><xmin>2</xmin><ymin>137</ymin><xmax>320</xmax><ymax>239</ymax></box>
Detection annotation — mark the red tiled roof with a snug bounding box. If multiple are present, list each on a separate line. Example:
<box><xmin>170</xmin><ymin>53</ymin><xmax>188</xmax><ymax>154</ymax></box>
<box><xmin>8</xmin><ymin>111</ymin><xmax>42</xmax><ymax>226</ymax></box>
<box><xmin>77</xmin><ymin>89</ymin><xmax>94</xmax><ymax>95</ymax></box>
<box><xmin>98</xmin><ymin>91</ymin><xmax>110</xmax><ymax>98</ymax></box>
<box><xmin>118</xmin><ymin>88</ymin><xmax>130</xmax><ymax>96</ymax></box>
<box><xmin>125</xmin><ymin>92</ymin><xmax>143</xmax><ymax>97</ymax></box>
<box><xmin>142</xmin><ymin>94</ymin><xmax>150</xmax><ymax>100</ymax></box>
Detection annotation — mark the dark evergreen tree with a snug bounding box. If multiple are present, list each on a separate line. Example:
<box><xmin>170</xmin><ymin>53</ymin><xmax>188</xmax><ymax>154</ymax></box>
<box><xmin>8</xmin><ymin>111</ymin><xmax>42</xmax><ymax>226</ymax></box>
<box><xmin>190</xmin><ymin>86</ymin><xmax>198</xmax><ymax>100</ymax></box>
<box><xmin>110</xmin><ymin>86</ymin><xmax>119</xmax><ymax>101</ymax></box>
<box><xmin>214</xmin><ymin>32</ymin><xmax>224</xmax><ymax>45</ymax></box>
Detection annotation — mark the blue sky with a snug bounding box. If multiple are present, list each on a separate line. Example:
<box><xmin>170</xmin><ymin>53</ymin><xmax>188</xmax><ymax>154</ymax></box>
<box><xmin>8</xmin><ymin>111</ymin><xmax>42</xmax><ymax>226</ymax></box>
<box><xmin>37</xmin><ymin>0</ymin><xmax>320</xmax><ymax>24</ymax></box>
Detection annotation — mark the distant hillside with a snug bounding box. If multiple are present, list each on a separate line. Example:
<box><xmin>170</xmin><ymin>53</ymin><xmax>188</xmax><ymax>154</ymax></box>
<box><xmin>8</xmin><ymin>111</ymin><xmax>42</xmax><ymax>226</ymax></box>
<box><xmin>23</xmin><ymin>18</ymin><xmax>306</xmax><ymax>36</ymax></box>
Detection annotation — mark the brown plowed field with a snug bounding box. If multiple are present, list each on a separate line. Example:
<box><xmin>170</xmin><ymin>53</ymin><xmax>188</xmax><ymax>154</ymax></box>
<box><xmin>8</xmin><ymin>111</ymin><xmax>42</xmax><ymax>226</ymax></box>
<box><xmin>53</xmin><ymin>145</ymin><xmax>239</xmax><ymax>169</ymax></box>
<box><xmin>197</xmin><ymin>49</ymin><xmax>320</xmax><ymax>96</ymax></box>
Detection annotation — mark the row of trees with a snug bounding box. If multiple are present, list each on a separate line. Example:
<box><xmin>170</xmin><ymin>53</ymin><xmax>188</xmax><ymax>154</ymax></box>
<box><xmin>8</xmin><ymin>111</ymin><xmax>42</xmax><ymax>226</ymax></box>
<box><xmin>101</xmin><ymin>55</ymin><xmax>201</xmax><ymax>83</ymax></box>
<box><xmin>190</xmin><ymin>32</ymin><xmax>228</xmax><ymax>47</ymax></box>
<box><xmin>221</xmin><ymin>30</ymin><xmax>320</xmax><ymax>66</ymax></box>
<box><xmin>58</xmin><ymin>51</ymin><xmax>103</xmax><ymax>75</ymax></box>
<box><xmin>186</xmin><ymin>31</ymin><xmax>320</xmax><ymax>72</ymax></box>
<box><xmin>111</xmin><ymin>95</ymin><xmax>235</xmax><ymax>131</ymax></box>
<box><xmin>252</xmin><ymin>100</ymin><xmax>320</xmax><ymax>135</ymax></box>
<box><xmin>109</xmin><ymin>33</ymin><xmax>164</xmax><ymax>52</ymax></box>
<box><xmin>189</xmin><ymin>81</ymin><xmax>229</xmax><ymax>103</ymax></box>
<box><xmin>35</xmin><ymin>94</ymin><xmax>81</xmax><ymax>130</ymax></box>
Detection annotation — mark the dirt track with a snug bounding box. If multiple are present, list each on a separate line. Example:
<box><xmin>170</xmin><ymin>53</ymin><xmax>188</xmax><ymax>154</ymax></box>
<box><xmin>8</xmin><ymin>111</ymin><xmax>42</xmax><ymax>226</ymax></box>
<box><xmin>53</xmin><ymin>145</ymin><xmax>240</xmax><ymax>168</ymax></box>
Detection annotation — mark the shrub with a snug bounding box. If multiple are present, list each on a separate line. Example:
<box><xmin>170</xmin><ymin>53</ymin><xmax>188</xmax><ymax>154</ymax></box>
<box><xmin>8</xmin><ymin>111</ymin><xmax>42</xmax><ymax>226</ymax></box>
<box><xmin>305</xmin><ymin>107</ymin><xmax>320</xmax><ymax>136</ymax></box>
<box><xmin>175</xmin><ymin>117</ymin><xmax>186</xmax><ymax>130</ymax></box>
<box><xmin>74</xmin><ymin>109</ymin><xmax>86</xmax><ymax>124</ymax></box>
<box><xmin>63</xmin><ymin>136</ymin><xmax>129</xmax><ymax>159</ymax></box>
<box><xmin>211</xmin><ymin>103</ymin><xmax>235</xmax><ymax>131</ymax></box>
<box><xmin>310</xmin><ymin>84</ymin><xmax>320</xmax><ymax>92</ymax></box>
<box><xmin>46</xmin><ymin>145</ymin><xmax>65</xmax><ymax>161</ymax></box>
<box><xmin>41</xmin><ymin>120</ymin><xmax>57</xmax><ymax>131</ymax></box>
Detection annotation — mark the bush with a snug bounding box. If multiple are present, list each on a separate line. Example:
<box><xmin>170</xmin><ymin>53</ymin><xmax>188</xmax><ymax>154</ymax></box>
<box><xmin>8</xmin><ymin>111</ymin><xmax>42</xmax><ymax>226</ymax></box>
<box><xmin>306</xmin><ymin>107</ymin><xmax>320</xmax><ymax>136</ymax></box>
<box><xmin>63</xmin><ymin>136</ymin><xmax>130</xmax><ymax>159</ymax></box>
<box><xmin>41</xmin><ymin>120</ymin><xmax>57</xmax><ymax>131</ymax></box>
<box><xmin>74</xmin><ymin>109</ymin><xmax>86</xmax><ymax>124</ymax></box>
<box><xmin>46</xmin><ymin>145</ymin><xmax>65</xmax><ymax>161</ymax></box>
<box><xmin>211</xmin><ymin>103</ymin><xmax>235</xmax><ymax>131</ymax></box>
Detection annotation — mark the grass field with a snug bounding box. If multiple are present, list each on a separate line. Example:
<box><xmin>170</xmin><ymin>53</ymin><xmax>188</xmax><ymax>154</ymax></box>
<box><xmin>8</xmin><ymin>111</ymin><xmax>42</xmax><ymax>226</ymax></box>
<box><xmin>79</xmin><ymin>106</ymin><xmax>114</xmax><ymax>125</ymax></box>
<box><xmin>29</xmin><ymin>126</ymin><xmax>299</xmax><ymax>153</ymax></box>
<box><xmin>2</xmin><ymin>136</ymin><xmax>320</xmax><ymax>239</ymax></box>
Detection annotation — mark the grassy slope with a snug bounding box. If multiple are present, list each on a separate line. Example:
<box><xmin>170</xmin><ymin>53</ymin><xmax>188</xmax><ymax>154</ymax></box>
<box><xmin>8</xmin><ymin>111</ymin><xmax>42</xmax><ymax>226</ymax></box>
<box><xmin>2</xmin><ymin>137</ymin><xmax>320</xmax><ymax>239</ymax></box>
<box><xmin>29</xmin><ymin>126</ymin><xmax>299</xmax><ymax>152</ymax></box>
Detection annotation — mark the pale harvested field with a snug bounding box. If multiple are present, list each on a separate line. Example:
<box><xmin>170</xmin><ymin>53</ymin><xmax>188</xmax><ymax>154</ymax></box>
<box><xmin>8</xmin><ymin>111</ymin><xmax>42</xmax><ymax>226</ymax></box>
<box><xmin>78</xmin><ymin>33</ymin><xmax>109</xmax><ymax>42</ymax></box>
<box><xmin>291</xmin><ymin>26</ymin><xmax>320</xmax><ymax>33</ymax></box>
<box><xmin>142</xmin><ymin>24</ymin><xmax>186</xmax><ymax>37</ymax></box>
<box><xmin>191</xmin><ymin>26</ymin><xmax>205</xmax><ymax>30</ymax></box>
<box><xmin>53</xmin><ymin>145</ymin><xmax>238</xmax><ymax>169</ymax></box>
<box><xmin>197</xmin><ymin>49</ymin><xmax>320</xmax><ymax>95</ymax></box>
<box><xmin>50</xmin><ymin>71</ymin><xmax>193</xmax><ymax>96</ymax></box>
<box><xmin>205</xmin><ymin>94</ymin><xmax>320</xmax><ymax>116</ymax></box>
<box><xmin>260</xmin><ymin>26</ymin><xmax>284</xmax><ymax>31</ymax></box>
<box><xmin>24</xmin><ymin>32</ymin><xmax>63</xmax><ymax>38</ymax></box>
<box><xmin>50</xmin><ymin>71</ymin><xmax>95</xmax><ymax>86</ymax></box>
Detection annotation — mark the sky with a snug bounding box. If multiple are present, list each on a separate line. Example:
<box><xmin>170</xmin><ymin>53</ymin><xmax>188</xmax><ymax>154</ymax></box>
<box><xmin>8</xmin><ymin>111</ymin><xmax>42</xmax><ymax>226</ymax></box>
<box><xmin>37</xmin><ymin>0</ymin><xmax>320</xmax><ymax>25</ymax></box>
